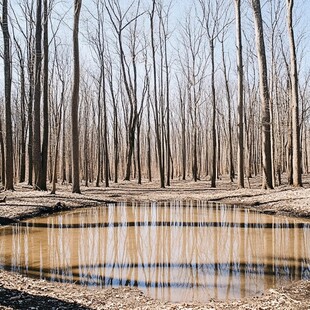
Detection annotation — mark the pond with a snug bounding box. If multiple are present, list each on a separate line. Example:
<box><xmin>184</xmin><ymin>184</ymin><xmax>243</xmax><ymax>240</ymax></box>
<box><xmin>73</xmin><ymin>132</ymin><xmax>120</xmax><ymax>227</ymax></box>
<box><xmin>0</xmin><ymin>200</ymin><xmax>309</xmax><ymax>303</ymax></box>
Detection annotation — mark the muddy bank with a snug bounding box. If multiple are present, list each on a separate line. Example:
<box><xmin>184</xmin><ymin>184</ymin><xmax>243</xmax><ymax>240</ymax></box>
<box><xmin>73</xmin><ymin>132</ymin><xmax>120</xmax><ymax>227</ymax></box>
<box><xmin>0</xmin><ymin>269</ymin><xmax>309</xmax><ymax>309</ymax></box>
<box><xmin>0</xmin><ymin>176</ymin><xmax>309</xmax><ymax>309</ymax></box>
<box><xmin>1</xmin><ymin>176</ymin><xmax>310</xmax><ymax>223</ymax></box>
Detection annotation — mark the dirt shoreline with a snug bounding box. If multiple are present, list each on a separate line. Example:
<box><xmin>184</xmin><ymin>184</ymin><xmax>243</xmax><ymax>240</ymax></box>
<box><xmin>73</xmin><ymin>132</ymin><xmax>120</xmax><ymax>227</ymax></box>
<box><xmin>0</xmin><ymin>176</ymin><xmax>309</xmax><ymax>309</ymax></box>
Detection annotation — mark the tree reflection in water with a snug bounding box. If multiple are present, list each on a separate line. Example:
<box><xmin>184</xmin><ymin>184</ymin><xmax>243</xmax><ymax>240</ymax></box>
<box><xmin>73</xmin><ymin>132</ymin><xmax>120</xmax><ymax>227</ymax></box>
<box><xmin>0</xmin><ymin>201</ymin><xmax>309</xmax><ymax>303</ymax></box>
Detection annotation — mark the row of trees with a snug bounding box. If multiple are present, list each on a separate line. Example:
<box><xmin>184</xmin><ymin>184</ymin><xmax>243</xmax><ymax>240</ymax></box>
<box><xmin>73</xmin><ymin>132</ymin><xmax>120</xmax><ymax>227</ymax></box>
<box><xmin>0</xmin><ymin>0</ymin><xmax>308</xmax><ymax>192</ymax></box>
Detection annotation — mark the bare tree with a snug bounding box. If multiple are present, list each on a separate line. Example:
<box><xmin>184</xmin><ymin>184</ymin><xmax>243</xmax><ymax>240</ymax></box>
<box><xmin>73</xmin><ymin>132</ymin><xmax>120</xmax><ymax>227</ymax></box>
<box><xmin>0</xmin><ymin>113</ymin><xmax>5</xmax><ymax>186</ymax></box>
<box><xmin>1</xmin><ymin>0</ymin><xmax>14</xmax><ymax>190</ymax></box>
<box><xmin>176</xmin><ymin>76</ymin><xmax>187</xmax><ymax>180</ymax></box>
<box><xmin>40</xmin><ymin>0</ymin><xmax>49</xmax><ymax>190</ymax></box>
<box><xmin>106</xmin><ymin>0</ymin><xmax>144</xmax><ymax>182</ymax></box>
<box><xmin>286</xmin><ymin>0</ymin><xmax>302</xmax><ymax>186</ymax></box>
<box><xmin>143</xmin><ymin>46</ymin><xmax>152</xmax><ymax>182</ymax></box>
<box><xmin>251</xmin><ymin>0</ymin><xmax>273</xmax><ymax>189</ymax></box>
<box><xmin>71</xmin><ymin>0</ymin><xmax>82</xmax><ymax>193</ymax></box>
<box><xmin>11</xmin><ymin>0</ymin><xmax>36</xmax><ymax>186</ymax></box>
<box><xmin>235</xmin><ymin>0</ymin><xmax>244</xmax><ymax>188</ymax></box>
<box><xmin>198</xmin><ymin>0</ymin><xmax>227</xmax><ymax>187</ymax></box>
<box><xmin>32</xmin><ymin>0</ymin><xmax>44</xmax><ymax>189</ymax></box>
<box><xmin>88</xmin><ymin>0</ymin><xmax>109</xmax><ymax>187</ymax></box>
<box><xmin>220</xmin><ymin>32</ymin><xmax>234</xmax><ymax>183</ymax></box>
<box><xmin>150</xmin><ymin>0</ymin><xmax>164</xmax><ymax>188</ymax></box>
<box><xmin>12</xmin><ymin>34</ymin><xmax>26</xmax><ymax>183</ymax></box>
<box><xmin>178</xmin><ymin>10</ymin><xmax>206</xmax><ymax>182</ymax></box>
<box><xmin>106</xmin><ymin>49</ymin><xmax>119</xmax><ymax>184</ymax></box>
<box><xmin>158</xmin><ymin>2</ymin><xmax>172</xmax><ymax>186</ymax></box>
<box><xmin>24</xmin><ymin>1</ymin><xmax>35</xmax><ymax>186</ymax></box>
<box><xmin>50</xmin><ymin>40</ymin><xmax>67</xmax><ymax>194</ymax></box>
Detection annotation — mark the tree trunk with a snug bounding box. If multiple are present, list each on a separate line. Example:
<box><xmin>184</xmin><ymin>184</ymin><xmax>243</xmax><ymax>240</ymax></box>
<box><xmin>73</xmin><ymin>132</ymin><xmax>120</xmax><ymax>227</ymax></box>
<box><xmin>150</xmin><ymin>1</ymin><xmax>164</xmax><ymax>188</ymax></box>
<box><xmin>287</xmin><ymin>0</ymin><xmax>302</xmax><ymax>186</ymax></box>
<box><xmin>84</xmin><ymin>99</ymin><xmax>89</xmax><ymax>187</ymax></box>
<box><xmin>40</xmin><ymin>0</ymin><xmax>49</xmax><ymax>190</ymax></box>
<box><xmin>179</xmin><ymin>81</ymin><xmax>186</xmax><ymax>181</ymax></box>
<box><xmin>136</xmin><ymin>121</ymin><xmax>142</xmax><ymax>185</ymax></box>
<box><xmin>210</xmin><ymin>40</ymin><xmax>217</xmax><ymax>188</ymax></box>
<box><xmin>221</xmin><ymin>37</ymin><xmax>234</xmax><ymax>183</ymax></box>
<box><xmin>235</xmin><ymin>0</ymin><xmax>244</xmax><ymax>188</ymax></box>
<box><xmin>2</xmin><ymin>0</ymin><xmax>14</xmax><ymax>190</ymax></box>
<box><xmin>62</xmin><ymin>106</ymin><xmax>66</xmax><ymax>183</ymax></box>
<box><xmin>95</xmin><ymin>69</ymin><xmax>102</xmax><ymax>187</ymax></box>
<box><xmin>251</xmin><ymin>0</ymin><xmax>273</xmax><ymax>189</ymax></box>
<box><xmin>163</xmin><ymin>21</ymin><xmax>171</xmax><ymax>187</ymax></box>
<box><xmin>109</xmin><ymin>70</ymin><xmax>119</xmax><ymax>184</ymax></box>
<box><xmin>27</xmin><ymin>39</ymin><xmax>34</xmax><ymax>186</ymax></box>
<box><xmin>287</xmin><ymin>108</ymin><xmax>293</xmax><ymax>184</ymax></box>
<box><xmin>147</xmin><ymin>93</ymin><xmax>152</xmax><ymax>182</ymax></box>
<box><xmin>116</xmin><ymin>31</ymin><xmax>137</xmax><ymax>182</ymax></box>
<box><xmin>51</xmin><ymin>107</ymin><xmax>62</xmax><ymax>194</ymax></box>
<box><xmin>71</xmin><ymin>0</ymin><xmax>82</xmax><ymax>193</ymax></box>
<box><xmin>33</xmin><ymin>0</ymin><xmax>43</xmax><ymax>190</ymax></box>
<box><xmin>102</xmin><ymin>66</ymin><xmax>109</xmax><ymax>188</ymax></box>
<box><xmin>0</xmin><ymin>117</ymin><xmax>5</xmax><ymax>186</ymax></box>
<box><xmin>14</xmin><ymin>42</ymin><xmax>27</xmax><ymax>183</ymax></box>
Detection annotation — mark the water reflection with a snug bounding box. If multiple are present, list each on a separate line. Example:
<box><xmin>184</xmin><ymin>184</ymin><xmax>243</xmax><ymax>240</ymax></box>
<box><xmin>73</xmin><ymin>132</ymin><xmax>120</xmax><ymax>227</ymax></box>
<box><xmin>0</xmin><ymin>201</ymin><xmax>309</xmax><ymax>303</ymax></box>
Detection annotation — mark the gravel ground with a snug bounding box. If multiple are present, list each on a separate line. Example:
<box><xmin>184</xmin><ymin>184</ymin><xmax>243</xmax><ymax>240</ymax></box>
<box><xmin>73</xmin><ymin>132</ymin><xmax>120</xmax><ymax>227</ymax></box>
<box><xmin>0</xmin><ymin>175</ymin><xmax>309</xmax><ymax>309</ymax></box>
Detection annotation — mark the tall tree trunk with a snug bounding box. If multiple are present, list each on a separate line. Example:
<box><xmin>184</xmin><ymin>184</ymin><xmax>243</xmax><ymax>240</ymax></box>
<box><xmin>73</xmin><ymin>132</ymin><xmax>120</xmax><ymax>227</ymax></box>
<box><xmin>251</xmin><ymin>0</ymin><xmax>273</xmax><ymax>189</ymax></box>
<box><xmin>0</xmin><ymin>117</ymin><xmax>5</xmax><ymax>186</ymax></box>
<box><xmin>136</xmin><ymin>120</ymin><xmax>142</xmax><ymax>185</ymax></box>
<box><xmin>102</xmin><ymin>66</ymin><xmax>109</xmax><ymax>188</ymax></box>
<box><xmin>269</xmin><ymin>10</ymin><xmax>276</xmax><ymax>187</ymax></box>
<box><xmin>20</xmin><ymin>67</ymin><xmax>26</xmax><ymax>183</ymax></box>
<box><xmin>14</xmin><ymin>41</ymin><xmax>27</xmax><ymax>183</ymax></box>
<box><xmin>83</xmin><ymin>98</ymin><xmax>89</xmax><ymax>187</ymax></box>
<box><xmin>40</xmin><ymin>0</ymin><xmax>49</xmax><ymax>190</ymax></box>
<box><xmin>27</xmin><ymin>40</ymin><xmax>34</xmax><ymax>186</ymax></box>
<box><xmin>147</xmin><ymin>88</ymin><xmax>152</xmax><ymax>182</ymax></box>
<box><xmin>235</xmin><ymin>0</ymin><xmax>244</xmax><ymax>188</ymax></box>
<box><xmin>162</xmin><ymin>19</ymin><xmax>171</xmax><ymax>187</ymax></box>
<box><xmin>2</xmin><ymin>0</ymin><xmax>14</xmax><ymax>190</ymax></box>
<box><xmin>178</xmin><ymin>80</ymin><xmax>186</xmax><ymax>181</ymax></box>
<box><xmin>109</xmin><ymin>71</ymin><xmax>119</xmax><ymax>184</ymax></box>
<box><xmin>210</xmin><ymin>39</ymin><xmax>217</xmax><ymax>188</ymax></box>
<box><xmin>95</xmin><ymin>69</ymin><xmax>102</xmax><ymax>187</ymax></box>
<box><xmin>51</xmin><ymin>106</ymin><xmax>62</xmax><ymax>194</ymax></box>
<box><xmin>68</xmin><ymin>147</ymin><xmax>72</xmax><ymax>183</ymax></box>
<box><xmin>287</xmin><ymin>112</ymin><xmax>293</xmax><ymax>184</ymax></box>
<box><xmin>165</xmin><ymin>62</ymin><xmax>171</xmax><ymax>187</ymax></box>
<box><xmin>287</xmin><ymin>0</ymin><xmax>302</xmax><ymax>186</ymax></box>
<box><xmin>33</xmin><ymin>0</ymin><xmax>43</xmax><ymax>190</ymax></box>
<box><xmin>62</xmin><ymin>106</ymin><xmax>66</xmax><ymax>183</ymax></box>
<box><xmin>221</xmin><ymin>39</ymin><xmax>234</xmax><ymax>182</ymax></box>
<box><xmin>123</xmin><ymin>112</ymin><xmax>135</xmax><ymax>182</ymax></box>
<box><xmin>71</xmin><ymin>0</ymin><xmax>82</xmax><ymax>193</ymax></box>
<box><xmin>116</xmin><ymin>30</ymin><xmax>137</xmax><ymax>182</ymax></box>
<box><xmin>150</xmin><ymin>1</ymin><xmax>164</xmax><ymax>188</ymax></box>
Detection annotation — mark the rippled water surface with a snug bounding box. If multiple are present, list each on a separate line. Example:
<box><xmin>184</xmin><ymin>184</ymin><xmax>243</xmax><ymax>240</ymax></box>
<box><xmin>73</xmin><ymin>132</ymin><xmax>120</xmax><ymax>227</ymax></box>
<box><xmin>0</xmin><ymin>201</ymin><xmax>310</xmax><ymax>302</ymax></box>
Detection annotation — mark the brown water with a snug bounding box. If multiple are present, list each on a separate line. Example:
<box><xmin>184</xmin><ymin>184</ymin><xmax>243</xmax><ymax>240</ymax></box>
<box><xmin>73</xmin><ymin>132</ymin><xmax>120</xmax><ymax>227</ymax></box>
<box><xmin>0</xmin><ymin>201</ymin><xmax>309</xmax><ymax>303</ymax></box>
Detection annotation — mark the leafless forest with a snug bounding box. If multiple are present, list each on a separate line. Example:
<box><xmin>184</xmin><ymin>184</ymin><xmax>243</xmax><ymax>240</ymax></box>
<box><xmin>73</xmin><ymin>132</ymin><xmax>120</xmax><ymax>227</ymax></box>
<box><xmin>0</xmin><ymin>0</ymin><xmax>309</xmax><ymax>193</ymax></box>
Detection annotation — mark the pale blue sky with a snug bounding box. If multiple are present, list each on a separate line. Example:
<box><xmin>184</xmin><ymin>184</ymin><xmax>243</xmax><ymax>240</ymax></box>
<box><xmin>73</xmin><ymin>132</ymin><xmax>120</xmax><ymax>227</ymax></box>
<box><xmin>1</xmin><ymin>0</ymin><xmax>310</xmax><ymax>92</ymax></box>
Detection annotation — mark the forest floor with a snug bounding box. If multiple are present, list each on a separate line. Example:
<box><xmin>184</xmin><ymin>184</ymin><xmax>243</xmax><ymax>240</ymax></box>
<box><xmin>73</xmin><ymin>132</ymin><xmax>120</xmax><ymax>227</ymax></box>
<box><xmin>0</xmin><ymin>174</ymin><xmax>309</xmax><ymax>309</ymax></box>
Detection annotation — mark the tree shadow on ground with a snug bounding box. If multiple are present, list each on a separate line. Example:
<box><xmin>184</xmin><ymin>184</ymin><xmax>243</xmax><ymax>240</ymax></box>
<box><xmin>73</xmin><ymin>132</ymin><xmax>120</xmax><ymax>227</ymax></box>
<box><xmin>0</xmin><ymin>285</ymin><xmax>91</xmax><ymax>309</ymax></box>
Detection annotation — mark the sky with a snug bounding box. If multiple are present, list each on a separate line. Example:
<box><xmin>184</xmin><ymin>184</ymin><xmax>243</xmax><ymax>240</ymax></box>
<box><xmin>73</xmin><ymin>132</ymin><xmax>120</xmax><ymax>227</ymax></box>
<box><xmin>0</xmin><ymin>0</ymin><xmax>310</xmax><ymax>94</ymax></box>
